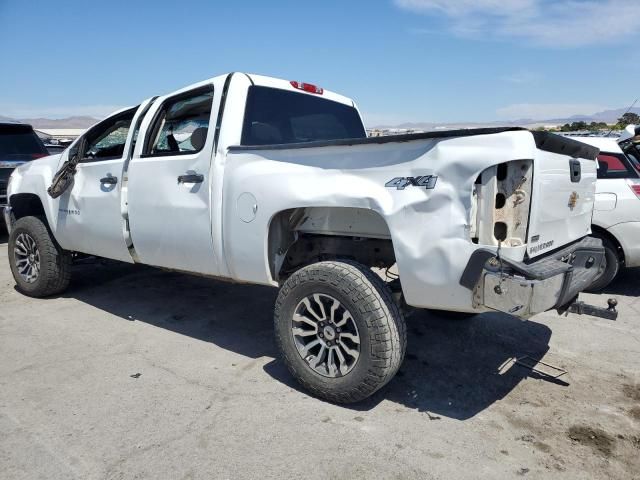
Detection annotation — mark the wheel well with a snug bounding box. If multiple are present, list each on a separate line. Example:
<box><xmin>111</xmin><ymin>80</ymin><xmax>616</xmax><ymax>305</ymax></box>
<box><xmin>591</xmin><ymin>224</ymin><xmax>625</xmax><ymax>265</ymax></box>
<box><xmin>268</xmin><ymin>208</ymin><xmax>396</xmax><ymax>282</ymax></box>
<box><xmin>10</xmin><ymin>193</ymin><xmax>45</xmax><ymax>221</ymax></box>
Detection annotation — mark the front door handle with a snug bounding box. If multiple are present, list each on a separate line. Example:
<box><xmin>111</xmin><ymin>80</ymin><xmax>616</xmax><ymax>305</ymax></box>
<box><xmin>100</xmin><ymin>176</ymin><xmax>118</xmax><ymax>185</ymax></box>
<box><xmin>177</xmin><ymin>173</ymin><xmax>204</xmax><ymax>184</ymax></box>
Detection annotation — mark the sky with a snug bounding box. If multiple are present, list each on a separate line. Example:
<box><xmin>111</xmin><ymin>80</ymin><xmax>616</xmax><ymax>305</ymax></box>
<box><xmin>1</xmin><ymin>0</ymin><xmax>639</xmax><ymax>126</ymax></box>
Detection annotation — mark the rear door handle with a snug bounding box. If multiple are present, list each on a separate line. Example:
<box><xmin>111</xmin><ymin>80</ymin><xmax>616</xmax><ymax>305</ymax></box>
<box><xmin>177</xmin><ymin>173</ymin><xmax>204</xmax><ymax>184</ymax></box>
<box><xmin>100</xmin><ymin>176</ymin><xmax>118</xmax><ymax>185</ymax></box>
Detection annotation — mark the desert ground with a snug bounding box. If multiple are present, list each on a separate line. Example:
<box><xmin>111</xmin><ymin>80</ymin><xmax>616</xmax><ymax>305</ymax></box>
<box><xmin>1</xmin><ymin>230</ymin><xmax>639</xmax><ymax>480</ymax></box>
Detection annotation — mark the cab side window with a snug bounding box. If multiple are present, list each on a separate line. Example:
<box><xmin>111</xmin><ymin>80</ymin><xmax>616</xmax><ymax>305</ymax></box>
<box><xmin>596</xmin><ymin>152</ymin><xmax>635</xmax><ymax>179</ymax></box>
<box><xmin>144</xmin><ymin>86</ymin><xmax>213</xmax><ymax>156</ymax></box>
<box><xmin>82</xmin><ymin>108</ymin><xmax>137</xmax><ymax>162</ymax></box>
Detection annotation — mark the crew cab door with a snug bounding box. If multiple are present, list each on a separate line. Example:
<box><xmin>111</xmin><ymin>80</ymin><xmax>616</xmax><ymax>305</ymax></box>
<box><xmin>54</xmin><ymin>107</ymin><xmax>140</xmax><ymax>262</ymax></box>
<box><xmin>126</xmin><ymin>83</ymin><xmax>219</xmax><ymax>274</ymax></box>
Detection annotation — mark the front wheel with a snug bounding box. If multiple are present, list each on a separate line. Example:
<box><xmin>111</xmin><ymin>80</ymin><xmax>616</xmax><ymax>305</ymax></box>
<box><xmin>274</xmin><ymin>260</ymin><xmax>406</xmax><ymax>403</ymax></box>
<box><xmin>8</xmin><ymin>216</ymin><xmax>71</xmax><ymax>297</ymax></box>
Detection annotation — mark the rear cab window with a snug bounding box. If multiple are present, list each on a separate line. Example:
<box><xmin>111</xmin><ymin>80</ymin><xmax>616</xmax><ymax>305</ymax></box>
<box><xmin>241</xmin><ymin>86</ymin><xmax>365</xmax><ymax>146</ymax></box>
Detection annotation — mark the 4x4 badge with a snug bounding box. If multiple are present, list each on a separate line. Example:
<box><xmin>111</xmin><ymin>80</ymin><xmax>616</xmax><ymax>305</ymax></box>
<box><xmin>385</xmin><ymin>175</ymin><xmax>438</xmax><ymax>190</ymax></box>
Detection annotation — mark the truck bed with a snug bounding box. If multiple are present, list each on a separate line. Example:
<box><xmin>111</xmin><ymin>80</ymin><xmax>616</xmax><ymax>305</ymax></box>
<box><xmin>229</xmin><ymin>126</ymin><xmax>599</xmax><ymax>161</ymax></box>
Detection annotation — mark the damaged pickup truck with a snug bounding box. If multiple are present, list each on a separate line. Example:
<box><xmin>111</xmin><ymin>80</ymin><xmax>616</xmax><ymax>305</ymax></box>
<box><xmin>3</xmin><ymin>73</ymin><xmax>615</xmax><ymax>402</ymax></box>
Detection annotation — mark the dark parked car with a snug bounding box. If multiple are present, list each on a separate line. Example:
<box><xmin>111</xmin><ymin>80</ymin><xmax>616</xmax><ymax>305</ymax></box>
<box><xmin>1</xmin><ymin>122</ymin><xmax>50</xmax><ymax>228</ymax></box>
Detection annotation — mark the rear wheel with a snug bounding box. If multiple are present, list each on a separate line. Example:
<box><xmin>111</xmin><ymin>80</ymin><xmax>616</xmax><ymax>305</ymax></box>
<box><xmin>586</xmin><ymin>235</ymin><xmax>621</xmax><ymax>292</ymax></box>
<box><xmin>8</xmin><ymin>216</ymin><xmax>71</xmax><ymax>297</ymax></box>
<box><xmin>274</xmin><ymin>260</ymin><xmax>406</xmax><ymax>403</ymax></box>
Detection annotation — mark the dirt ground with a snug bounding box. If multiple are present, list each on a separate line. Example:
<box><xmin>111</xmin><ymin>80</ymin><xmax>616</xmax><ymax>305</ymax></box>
<box><xmin>0</xmin><ymin>230</ymin><xmax>639</xmax><ymax>480</ymax></box>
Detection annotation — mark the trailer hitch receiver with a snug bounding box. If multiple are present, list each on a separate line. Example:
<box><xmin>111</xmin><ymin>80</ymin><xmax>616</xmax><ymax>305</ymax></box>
<box><xmin>560</xmin><ymin>298</ymin><xmax>618</xmax><ymax>320</ymax></box>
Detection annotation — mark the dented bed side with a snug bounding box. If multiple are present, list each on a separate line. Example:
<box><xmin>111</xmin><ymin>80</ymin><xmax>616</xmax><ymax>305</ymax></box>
<box><xmin>223</xmin><ymin>129</ymin><xmax>598</xmax><ymax>314</ymax></box>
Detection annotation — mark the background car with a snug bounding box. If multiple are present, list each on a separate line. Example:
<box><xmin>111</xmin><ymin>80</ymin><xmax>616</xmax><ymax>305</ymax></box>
<box><xmin>0</xmin><ymin>122</ymin><xmax>50</xmax><ymax>229</ymax></box>
<box><xmin>43</xmin><ymin>144</ymin><xmax>67</xmax><ymax>155</ymax></box>
<box><xmin>572</xmin><ymin>134</ymin><xmax>640</xmax><ymax>290</ymax></box>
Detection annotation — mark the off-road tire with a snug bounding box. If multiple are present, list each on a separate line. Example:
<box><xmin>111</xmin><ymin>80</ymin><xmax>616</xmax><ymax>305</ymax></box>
<box><xmin>8</xmin><ymin>216</ymin><xmax>71</xmax><ymax>297</ymax></box>
<box><xmin>274</xmin><ymin>260</ymin><xmax>406</xmax><ymax>403</ymax></box>
<box><xmin>586</xmin><ymin>236</ymin><xmax>620</xmax><ymax>292</ymax></box>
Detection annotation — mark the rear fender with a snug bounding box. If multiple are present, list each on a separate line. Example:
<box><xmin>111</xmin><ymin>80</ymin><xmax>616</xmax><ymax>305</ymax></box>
<box><xmin>223</xmin><ymin>131</ymin><xmax>539</xmax><ymax>311</ymax></box>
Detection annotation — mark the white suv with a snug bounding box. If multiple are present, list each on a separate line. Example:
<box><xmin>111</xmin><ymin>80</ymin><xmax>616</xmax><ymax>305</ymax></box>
<box><xmin>573</xmin><ymin>129</ymin><xmax>640</xmax><ymax>290</ymax></box>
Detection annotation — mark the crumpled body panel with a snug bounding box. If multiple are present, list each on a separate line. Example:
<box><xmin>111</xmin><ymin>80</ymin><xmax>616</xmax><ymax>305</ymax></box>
<box><xmin>223</xmin><ymin>130</ymin><xmax>541</xmax><ymax>311</ymax></box>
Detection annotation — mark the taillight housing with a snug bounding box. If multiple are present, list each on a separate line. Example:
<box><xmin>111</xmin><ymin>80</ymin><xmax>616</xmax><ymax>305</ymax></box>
<box><xmin>290</xmin><ymin>81</ymin><xmax>323</xmax><ymax>95</ymax></box>
<box><xmin>628</xmin><ymin>179</ymin><xmax>640</xmax><ymax>199</ymax></box>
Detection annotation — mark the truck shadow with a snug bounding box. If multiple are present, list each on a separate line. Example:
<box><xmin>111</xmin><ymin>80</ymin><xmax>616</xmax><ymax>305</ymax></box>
<box><xmin>0</xmin><ymin>231</ymin><xmax>7</xmax><ymax>244</ymax></box>
<box><xmin>265</xmin><ymin>310</ymin><xmax>557</xmax><ymax>419</ymax></box>
<box><xmin>62</xmin><ymin>260</ymin><xmax>555</xmax><ymax>421</ymax></box>
<box><xmin>601</xmin><ymin>267</ymin><xmax>640</xmax><ymax>297</ymax></box>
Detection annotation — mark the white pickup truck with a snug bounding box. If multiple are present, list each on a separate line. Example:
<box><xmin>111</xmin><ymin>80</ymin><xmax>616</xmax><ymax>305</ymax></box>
<box><xmin>4</xmin><ymin>73</ymin><xmax>613</xmax><ymax>402</ymax></box>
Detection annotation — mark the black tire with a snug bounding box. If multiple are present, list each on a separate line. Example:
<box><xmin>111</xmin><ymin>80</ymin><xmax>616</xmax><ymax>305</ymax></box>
<box><xmin>8</xmin><ymin>216</ymin><xmax>71</xmax><ymax>297</ymax></box>
<box><xmin>586</xmin><ymin>236</ymin><xmax>621</xmax><ymax>292</ymax></box>
<box><xmin>274</xmin><ymin>260</ymin><xmax>406</xmax><ymax>403</ymax></box>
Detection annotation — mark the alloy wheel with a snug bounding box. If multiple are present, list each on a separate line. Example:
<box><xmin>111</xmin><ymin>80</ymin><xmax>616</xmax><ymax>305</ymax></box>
<box><xmin>14</xmin><ymin>233</ymin><xmax>40</xmax><ymax>283</ymax></box>
<box><xmin>291</xmin><ymin>293</ymin><xmax>361</xmax><ymax>378</ymax></box>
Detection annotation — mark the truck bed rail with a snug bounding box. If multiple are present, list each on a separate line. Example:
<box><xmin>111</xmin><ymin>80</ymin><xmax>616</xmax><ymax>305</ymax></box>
<box><xmin>229</xmin><ymin>127</ymin><xmax>599</xmax><ymax>160</ymax></box>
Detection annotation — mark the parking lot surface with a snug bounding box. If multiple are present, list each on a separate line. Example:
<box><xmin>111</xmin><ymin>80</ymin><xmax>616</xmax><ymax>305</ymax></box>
<box><xmin>1</xmin><ymin>231</ymin><xmax>639</xmax><ymax>480</ymax></box>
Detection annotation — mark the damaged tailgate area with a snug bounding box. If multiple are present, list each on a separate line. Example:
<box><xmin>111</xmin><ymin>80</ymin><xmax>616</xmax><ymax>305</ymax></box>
<box><xmin>460</xmin><ymin>236</ymin><xmax>613</xmax><ymax>319</ymax></box>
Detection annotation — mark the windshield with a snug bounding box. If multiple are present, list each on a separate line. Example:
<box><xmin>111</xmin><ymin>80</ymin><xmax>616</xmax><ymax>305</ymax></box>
<box><xmin>241</xmin><ymin>86</ymin><xmax>365</xmax><ymax>146</ymax></box>
<box><xmin>0</xmin><ymin>124</ymin><xmax>48</xmax><ymax>160</ymax></box>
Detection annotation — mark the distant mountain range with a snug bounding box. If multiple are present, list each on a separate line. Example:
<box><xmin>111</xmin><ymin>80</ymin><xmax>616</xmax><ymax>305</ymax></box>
<box><xmin>373</xmin><ymin>107</ymin><xmax>640</xmax><ymax>130</ymax></box>
<box><xmin>0</xmin><ymin>115</ymin><xmax>99</xmax><ymax>129</ymax></box>
<box><xmin>511</xmin><ymin>107</ymin><xmax>640</xmax><ymax>126</ymax></box>
<box><xmin>1</xmin><ymin>106</ymin><xmax>639</xmax><ymax>131</ymax></box>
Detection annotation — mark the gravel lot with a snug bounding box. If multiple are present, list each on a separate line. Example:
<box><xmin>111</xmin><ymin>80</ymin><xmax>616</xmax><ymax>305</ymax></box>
<box><xmin>1</xmin><ymin>230</ymin><xmax>639</xmax><ymax>480</ymax></box>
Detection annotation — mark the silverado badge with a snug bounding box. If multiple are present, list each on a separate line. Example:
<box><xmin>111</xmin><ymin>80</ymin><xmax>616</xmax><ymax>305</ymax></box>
<box><xmin>568</xmin><ymin>191</ymin><xmax>579</xmax><ymax>211</ymax></box>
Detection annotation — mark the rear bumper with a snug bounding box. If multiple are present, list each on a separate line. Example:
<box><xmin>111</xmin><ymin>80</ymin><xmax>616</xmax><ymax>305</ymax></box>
<box><xmin>608</xmin><ymin>222</ymin><xmax>640</xmax><ymax>268</ymax></box>
<box><xmin>461</xmin><ymin>237</ymin><xmax>605</xmax><ymax>318</ymax></box>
